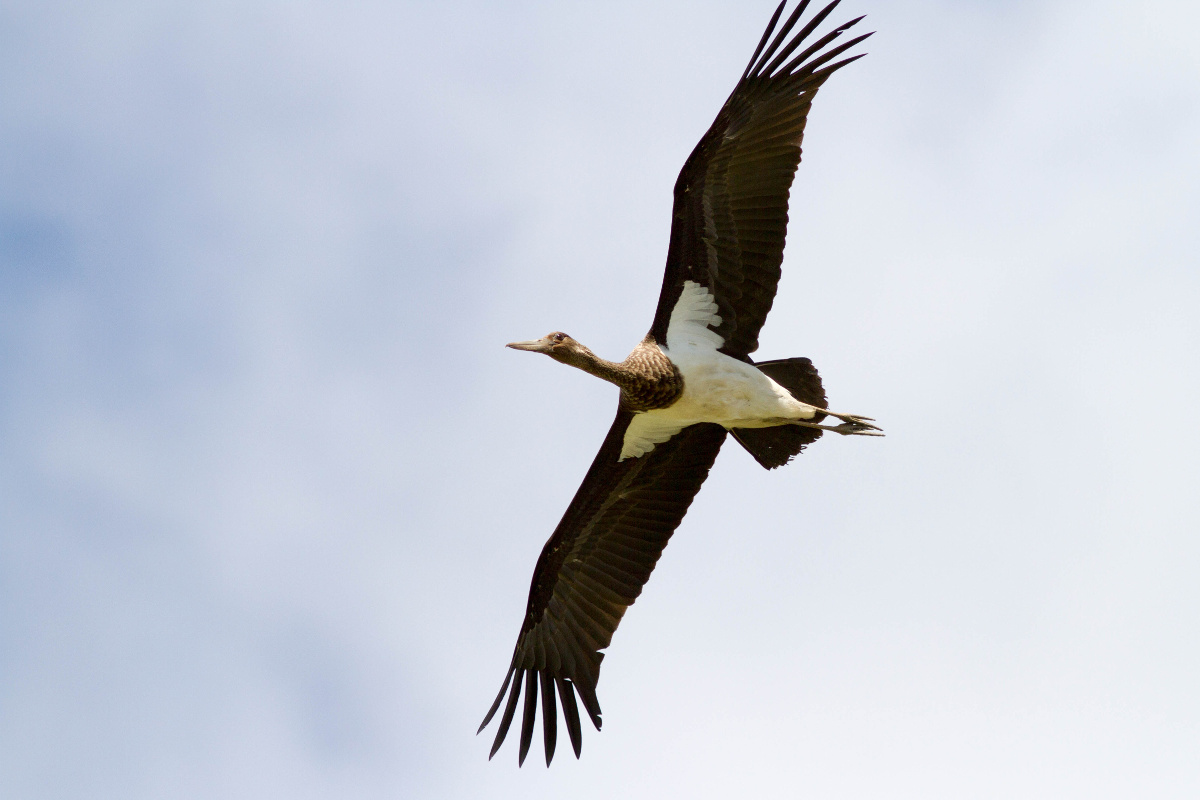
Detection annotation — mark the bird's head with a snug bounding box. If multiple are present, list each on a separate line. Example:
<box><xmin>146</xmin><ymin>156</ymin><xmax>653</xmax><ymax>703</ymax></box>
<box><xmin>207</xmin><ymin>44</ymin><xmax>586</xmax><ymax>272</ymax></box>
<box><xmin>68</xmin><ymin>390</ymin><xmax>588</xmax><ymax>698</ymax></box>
<box><xmin>506</xmin><ymin>332</ymin><xmax>593</xmax><ymax>366</ymax></box>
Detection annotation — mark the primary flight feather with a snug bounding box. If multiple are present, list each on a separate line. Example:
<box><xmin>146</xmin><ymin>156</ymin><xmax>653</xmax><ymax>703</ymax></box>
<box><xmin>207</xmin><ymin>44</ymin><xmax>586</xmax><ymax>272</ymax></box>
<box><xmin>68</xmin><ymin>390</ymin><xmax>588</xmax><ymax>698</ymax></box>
<box><xmin>481</xmin><ymin>0</ymin><xmax>879</xmax><ymax>766</ymax></box>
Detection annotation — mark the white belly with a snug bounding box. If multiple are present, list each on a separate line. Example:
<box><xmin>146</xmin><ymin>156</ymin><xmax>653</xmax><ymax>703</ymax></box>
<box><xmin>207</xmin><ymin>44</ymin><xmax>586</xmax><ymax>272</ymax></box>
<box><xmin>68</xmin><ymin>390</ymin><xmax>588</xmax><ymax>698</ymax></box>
<box><xmin>661</xmin><ymin>344</ymin><xmax>817</xmax><ymax>427</ymax></box>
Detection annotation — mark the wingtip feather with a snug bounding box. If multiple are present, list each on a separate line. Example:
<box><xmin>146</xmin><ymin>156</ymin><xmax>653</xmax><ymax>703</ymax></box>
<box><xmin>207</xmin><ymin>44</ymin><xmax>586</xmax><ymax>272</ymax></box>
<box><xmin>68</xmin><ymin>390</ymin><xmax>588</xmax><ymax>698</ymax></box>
<box><xmin>750</xmin><ymin>0</ymin><xmax>811</xmax><ymax>79</ymax></box>
<box><xmin>477</xmin><ymin>667</ymin><xmax>515</xmax><ymax>735</ymax></box>
<box><xmin>557</xmin><ymin>677</ymin><xmax>584</xmax><ymax>758</ymax></box>
<box><xmin>517</xmin><ymin>670</ymin><xmax>539</xmax><ymax>766</ymax></box>
<box><xmin>741</xmin><ymin>0</ymin><xmax>789</xmax><ymax>81</ymax></box>
<box><xmin>488</xmin><ymin>669</ymin><xmax>524</xmax><ymax>759</ymax></box>
<box><xmin>574</xmin><ymin>680</ymin><xmax>604</xmax><ymax>731</ymax></box>
<box><xmin>540</xmin><ymin>671</ymin><xmax>558</xmax><ymax>767</ymax></box>
<box><xmin>785</xmin><ymin>28</ymin><xmax>873</xmax><ymax>81</ymax></box>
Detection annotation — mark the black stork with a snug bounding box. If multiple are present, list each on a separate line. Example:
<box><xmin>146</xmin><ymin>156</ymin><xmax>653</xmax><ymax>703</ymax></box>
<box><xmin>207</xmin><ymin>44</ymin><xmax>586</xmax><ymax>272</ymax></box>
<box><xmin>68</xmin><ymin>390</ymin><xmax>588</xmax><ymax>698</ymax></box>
<box><xmin>480</xmin><ymin>0</ymin><xmax>880</xmax><ymax>766</ymax></box>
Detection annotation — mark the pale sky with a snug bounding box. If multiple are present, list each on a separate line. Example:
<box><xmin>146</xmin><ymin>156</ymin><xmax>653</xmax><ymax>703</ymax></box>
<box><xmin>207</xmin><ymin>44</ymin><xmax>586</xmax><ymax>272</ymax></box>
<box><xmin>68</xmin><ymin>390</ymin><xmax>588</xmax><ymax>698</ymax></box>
<box><xmin>2</xmin><ymin>1</ymin><xmax>1198</xmax><ymax>798</ymax></box>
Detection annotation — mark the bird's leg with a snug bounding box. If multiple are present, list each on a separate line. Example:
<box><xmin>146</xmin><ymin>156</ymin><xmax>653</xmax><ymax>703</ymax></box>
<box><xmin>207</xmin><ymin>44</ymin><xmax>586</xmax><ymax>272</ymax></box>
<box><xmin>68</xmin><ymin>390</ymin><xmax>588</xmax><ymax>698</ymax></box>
<box><xmin>789</xmin><ymin>416</ymin><xmax>884</xmax><ymax>437</ymax></box>
<box><xmin>764</xmin><ymin>406</ymin><xmax>882</xmax><ymax>436</ymax></box>
<box><xmin>811</xmin><ymin>410</ymin><xmax>878</xmax><ymax>429</ymax></box>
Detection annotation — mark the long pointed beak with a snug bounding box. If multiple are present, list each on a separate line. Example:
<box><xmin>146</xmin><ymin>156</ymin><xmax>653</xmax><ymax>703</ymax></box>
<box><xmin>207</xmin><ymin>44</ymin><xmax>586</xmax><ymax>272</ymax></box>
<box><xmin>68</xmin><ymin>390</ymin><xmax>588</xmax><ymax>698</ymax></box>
<box><xmin>506</xmin><ymin>339</ymin><xmax>550</xmax><ymax>352</ymax></box>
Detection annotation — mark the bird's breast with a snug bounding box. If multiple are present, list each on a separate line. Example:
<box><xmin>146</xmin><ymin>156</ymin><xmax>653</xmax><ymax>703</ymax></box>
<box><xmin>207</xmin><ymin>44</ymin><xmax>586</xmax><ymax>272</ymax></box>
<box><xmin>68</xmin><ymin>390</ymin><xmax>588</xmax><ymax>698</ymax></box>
<box><xmin>617</xmin><ymin>339</ymin><xmax>685</xmax><ymax>412</ymax></box>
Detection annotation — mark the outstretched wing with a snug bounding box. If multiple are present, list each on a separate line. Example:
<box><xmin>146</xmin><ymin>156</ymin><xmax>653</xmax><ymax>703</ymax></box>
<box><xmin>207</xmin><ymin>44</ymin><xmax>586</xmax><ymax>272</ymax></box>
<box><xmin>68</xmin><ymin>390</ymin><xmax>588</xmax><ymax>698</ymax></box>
<box><xmin>650</xmin><ymin>0</ymin><xmax>873</xmax><ymax>358</ymax></box>
<box><xmin>479</xmin><ymin>409</ymin><xmax>727</xmax><ymax>765</ymax></box>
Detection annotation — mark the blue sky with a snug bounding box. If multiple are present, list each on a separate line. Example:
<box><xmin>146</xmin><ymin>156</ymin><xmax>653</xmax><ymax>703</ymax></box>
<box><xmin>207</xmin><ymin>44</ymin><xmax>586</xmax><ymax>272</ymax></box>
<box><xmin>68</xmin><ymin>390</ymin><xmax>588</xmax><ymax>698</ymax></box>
<box><xmin>2</xmin><ymin>1</ymin><xmax>1198</xmax><ymax>798</ymax></box>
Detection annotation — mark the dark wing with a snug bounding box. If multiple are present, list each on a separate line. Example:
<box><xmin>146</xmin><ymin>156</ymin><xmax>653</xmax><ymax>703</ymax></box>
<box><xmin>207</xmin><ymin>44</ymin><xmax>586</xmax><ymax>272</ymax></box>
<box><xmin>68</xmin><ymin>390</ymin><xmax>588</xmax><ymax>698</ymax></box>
<box><xmin>650</xmin><ymin>0</ymin><xmax>873</xmax><ymax>358</ymax></box>
<box><xmin>479</xmin><ymin>409</ymin><xmax>727</xmax><ymax>765</ymax></box>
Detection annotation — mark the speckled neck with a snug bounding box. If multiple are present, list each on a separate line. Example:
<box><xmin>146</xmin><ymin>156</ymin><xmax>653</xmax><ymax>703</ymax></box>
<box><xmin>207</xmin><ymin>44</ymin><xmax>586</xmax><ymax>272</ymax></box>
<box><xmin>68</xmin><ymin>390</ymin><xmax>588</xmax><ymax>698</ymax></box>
<box><xmin>563</xmin><ymin>336</ymin><xmax>683</xmax><ymax>412</ymax></box>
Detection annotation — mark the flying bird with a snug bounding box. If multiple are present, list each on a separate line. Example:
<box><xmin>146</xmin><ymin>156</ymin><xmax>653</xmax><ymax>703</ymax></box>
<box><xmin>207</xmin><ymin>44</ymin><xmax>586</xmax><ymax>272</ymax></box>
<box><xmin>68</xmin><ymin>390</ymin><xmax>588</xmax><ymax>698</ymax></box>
<box><xmin>480</xmin><ymin>0</ymin><xmax>880</xmax><ymax>766</ymax></box>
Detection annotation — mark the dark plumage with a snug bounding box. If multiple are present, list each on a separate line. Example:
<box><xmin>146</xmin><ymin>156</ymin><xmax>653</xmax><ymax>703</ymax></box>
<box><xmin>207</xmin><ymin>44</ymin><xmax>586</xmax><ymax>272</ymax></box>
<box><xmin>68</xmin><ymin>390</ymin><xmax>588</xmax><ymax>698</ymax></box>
<box><xmin>482</xmin><ymin>0</ymin><xmax>877</xmax><ymax>766</ymax></box>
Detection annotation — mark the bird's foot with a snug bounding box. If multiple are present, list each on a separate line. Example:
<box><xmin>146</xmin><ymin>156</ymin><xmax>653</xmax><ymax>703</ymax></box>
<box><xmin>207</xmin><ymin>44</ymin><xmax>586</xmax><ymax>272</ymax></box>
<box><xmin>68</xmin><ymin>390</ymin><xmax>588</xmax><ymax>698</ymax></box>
<box><xmin>817</xmin><ymin>409</ymin><xmax>882</xmax><ymax>435</ymax></box>
<box><xmin>789</xmin><ymin>411</ymin><xmax>884</xmax><ymax>437</ymax></box>
<box><xmin>827</xmin><ymin>420</ymin><xmax>884</xmax><ymax>437</ymax></box>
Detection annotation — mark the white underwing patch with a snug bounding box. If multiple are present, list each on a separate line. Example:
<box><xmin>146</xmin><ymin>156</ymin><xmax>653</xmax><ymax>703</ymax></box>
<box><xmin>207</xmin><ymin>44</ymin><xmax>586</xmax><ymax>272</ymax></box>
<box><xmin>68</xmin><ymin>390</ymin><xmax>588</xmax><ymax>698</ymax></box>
<box><xmin>619</xmin><ymin>415</ymin><xmax>686</xmax><ymax>461</ymax></box>
<box><xmin>666</xmin><ymin>280</ymin><xmax>724</xmax><ymax>351</ymax></box>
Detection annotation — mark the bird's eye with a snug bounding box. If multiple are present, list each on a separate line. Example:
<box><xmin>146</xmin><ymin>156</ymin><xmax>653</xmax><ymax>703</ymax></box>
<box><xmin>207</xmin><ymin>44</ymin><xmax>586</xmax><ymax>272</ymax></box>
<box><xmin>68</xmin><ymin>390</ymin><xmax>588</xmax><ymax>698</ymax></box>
<box><xmin>552</xmin><ymin>333</ymin><xmax>565</xmax><ymax>343</ymax></box>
